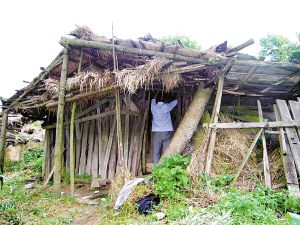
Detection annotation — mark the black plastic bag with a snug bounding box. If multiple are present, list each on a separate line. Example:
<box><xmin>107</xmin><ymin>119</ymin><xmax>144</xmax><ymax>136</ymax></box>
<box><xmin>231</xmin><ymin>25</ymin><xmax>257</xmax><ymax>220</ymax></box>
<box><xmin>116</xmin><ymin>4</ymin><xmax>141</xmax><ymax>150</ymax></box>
<box><xmin>135</xmin><ymin>193</ymin><xmax>160</xmax><ymax>215</ymax></box>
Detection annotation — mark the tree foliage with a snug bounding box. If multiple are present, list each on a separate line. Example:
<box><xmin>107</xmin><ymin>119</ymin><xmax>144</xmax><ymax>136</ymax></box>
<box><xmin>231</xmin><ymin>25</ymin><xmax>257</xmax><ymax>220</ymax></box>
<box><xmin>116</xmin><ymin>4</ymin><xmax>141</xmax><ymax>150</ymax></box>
<box><xmin>159</xmin><ymin>34</ymin><xmax>201</xmax><ymax>50</ymax></box>
<box><xmin>259</xmin><ymin>34</ymin><xmax>300</xmax><ymax>62</ymax></box>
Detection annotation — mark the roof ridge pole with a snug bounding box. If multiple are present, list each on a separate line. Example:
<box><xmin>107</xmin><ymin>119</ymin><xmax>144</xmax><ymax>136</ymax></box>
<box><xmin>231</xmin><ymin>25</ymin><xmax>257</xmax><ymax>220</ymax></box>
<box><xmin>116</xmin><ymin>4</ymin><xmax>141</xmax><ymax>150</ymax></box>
<box><xmin>53</xmin><ymin>47</ymin><xmax>69</xmax><ymax>198</ymax></box>
<box><xmin>0</xmin><ymin>108</ymin><xmax>8</xmax><ymax>189</ymax></box>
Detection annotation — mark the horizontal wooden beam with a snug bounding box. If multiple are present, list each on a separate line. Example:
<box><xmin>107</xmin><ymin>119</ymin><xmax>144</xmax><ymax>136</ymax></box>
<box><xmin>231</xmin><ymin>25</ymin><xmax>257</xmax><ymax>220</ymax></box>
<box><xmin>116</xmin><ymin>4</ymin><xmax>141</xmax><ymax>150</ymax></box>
<box><xmin>209</xmin><ymin>121</ymin><xmax>300</xmax><ymax>129</ymax></box>
<box><xmin>60</xmin><ymin>37</ymin><xmax>300</xmax><ymax>70</ymax></box>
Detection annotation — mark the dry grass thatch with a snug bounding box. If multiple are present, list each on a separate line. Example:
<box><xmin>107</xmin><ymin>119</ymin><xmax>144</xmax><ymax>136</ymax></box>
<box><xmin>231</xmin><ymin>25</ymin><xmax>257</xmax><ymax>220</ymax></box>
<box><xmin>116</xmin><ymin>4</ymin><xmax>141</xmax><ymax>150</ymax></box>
<box><xmin>69</xmin><ymin>25</ymin><xmax>111</xmax><ymax>43</ymax></box>
<box><xmin>115</xmin><ymin>57</ymin><xmax>183</xmax><ymax>93</ymax></box>
<box><xmin>44</xmin><ymin>70</ymin><xmax>113</xmax><ymax>95</ymax></box>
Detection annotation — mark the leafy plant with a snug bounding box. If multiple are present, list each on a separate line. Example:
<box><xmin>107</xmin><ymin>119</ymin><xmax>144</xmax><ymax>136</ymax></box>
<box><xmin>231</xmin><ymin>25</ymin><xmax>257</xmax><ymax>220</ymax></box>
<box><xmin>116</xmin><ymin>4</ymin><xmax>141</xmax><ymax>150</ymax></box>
<box><xmin>149</xmin><ymin>152</ymin><xmax>191</xmax><ymax>199</ymax></box>
<box><xmin>210</xmin><ymin>172</ymin><xmax>234</xmax><ymax>188</ymax></box>
<box><xmin>159</xmin><ymin>34</ymin><xmax>201</xmax><ymax>50</ymax></box>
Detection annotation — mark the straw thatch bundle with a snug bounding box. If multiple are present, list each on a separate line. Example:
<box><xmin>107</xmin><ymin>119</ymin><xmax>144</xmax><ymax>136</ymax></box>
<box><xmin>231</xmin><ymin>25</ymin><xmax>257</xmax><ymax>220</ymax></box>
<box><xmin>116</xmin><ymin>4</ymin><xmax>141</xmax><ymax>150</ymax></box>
<box><xmin>69</xmin><ymin>25</ymin><xmax>111</xmax><ymax>43</ymax></box>
<box><xmin>115</xmin><ymin>57</ymin><xmax>183</xmax><ymax>94</ymax></box>
<box><xmin>44</xmin><ymin>70</ymin><xmax>113</xmax><ymax>95</ymax></box>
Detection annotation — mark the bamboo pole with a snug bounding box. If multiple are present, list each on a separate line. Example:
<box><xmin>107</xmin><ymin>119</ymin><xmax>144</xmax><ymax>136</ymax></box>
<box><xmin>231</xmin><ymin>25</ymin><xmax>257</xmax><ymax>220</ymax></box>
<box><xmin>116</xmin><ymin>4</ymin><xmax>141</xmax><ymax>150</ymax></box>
<box><xmin>53</xmin><ymin>47</ymin><xmax>69</xmax><ymax>198</ymax></box>
<box><xmin>232</xmin><ymin>128</ymin><xmax>264</xmax><ymax>185</ymax></box>
<box><xmin>257</xmin><ymin>100</ymin><xmax>272</xmax><ymax>188</ymax></box>
<box><xmin>70</xmin><ymin>101</ymin><xmax>76</xmax><ymax>197</ymax></box>
<box><xmin>115</xmin><ymin>89</ymin><xmax>124</xmax><ymax>171</ymax></box>
<box><xmin>0</xmin><ymin>109</ymin><xmax>8</xmax><ymax>189</ymax></box>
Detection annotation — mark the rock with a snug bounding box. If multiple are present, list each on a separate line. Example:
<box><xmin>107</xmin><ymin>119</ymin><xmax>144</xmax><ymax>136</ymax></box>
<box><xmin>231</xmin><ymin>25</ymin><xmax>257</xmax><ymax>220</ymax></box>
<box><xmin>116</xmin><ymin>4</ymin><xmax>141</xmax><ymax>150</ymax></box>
<box><xmin>101</xmin><ymin>198</ymin><xmax>106</xmax><ymax>202</ymax></box>
<box><xmin>156</xmin><ymin>212</ymin><xmax>166</xmax><ymax>220</ymax></box>
<box><xmin>25</xmin><ymin>183</ymin><xmax>35</xmax><ymax>189</ymax></box>
<box><xmin>61</xmin><ymin>192</ymin><xmax>67</xmax><ymax>196</ymax></box>
<box><xmin>91</xmin><ymin>178</ymin><xmax>110</xmax><ymax>188</ymax></box>
<box><xmin>94</xmin><ymin>191</ymin><xmax>100</xmax><ymax>194</ymax></box>
<box><xmin>81</xmin><ymin>195</ymin><xmax>92</xmax><ymax>200</ymax></box>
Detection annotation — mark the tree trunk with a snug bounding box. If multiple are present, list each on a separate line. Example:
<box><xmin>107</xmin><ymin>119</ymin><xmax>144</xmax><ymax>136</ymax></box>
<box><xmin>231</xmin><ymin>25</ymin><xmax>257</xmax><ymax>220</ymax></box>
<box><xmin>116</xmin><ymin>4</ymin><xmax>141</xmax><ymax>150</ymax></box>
<box><xmin>158</xmin><ymin>84</ymin><xmax>213</xmax><ymax>163</ymax></box>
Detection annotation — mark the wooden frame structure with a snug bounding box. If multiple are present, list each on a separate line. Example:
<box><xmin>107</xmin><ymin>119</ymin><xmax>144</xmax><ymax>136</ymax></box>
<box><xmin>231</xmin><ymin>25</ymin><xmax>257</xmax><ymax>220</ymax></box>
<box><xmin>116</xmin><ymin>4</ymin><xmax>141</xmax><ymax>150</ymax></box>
<box><xmin>2</xmin><ymin>25</ymin><xmax>300</xmax><ymax>196</ymax></box>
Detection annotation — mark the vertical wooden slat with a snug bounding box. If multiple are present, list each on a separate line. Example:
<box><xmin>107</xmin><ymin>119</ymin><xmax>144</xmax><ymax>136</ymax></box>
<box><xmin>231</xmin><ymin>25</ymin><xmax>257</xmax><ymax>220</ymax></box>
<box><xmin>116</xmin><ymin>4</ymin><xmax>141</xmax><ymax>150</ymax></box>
<box><xmin>75</xmin><ymin>123</ymin><xmax>82</xmax><ymax>173</ymax></box>
<box><xmin>108</xmin><ymin>137</ymin><xmax>117</xmax><ymax>179</ymax></box>
<box><xmin>78</xmin><ymin>121</ymin><xmax>89</xmax><ymax>175</ymax></box>
<box><xmin>70</xmin><ymin>101</ymin><xmax>76</xmax><ymax>197</ymax></box>
<box><xmin>257</xmin><ymin>100</ymin><xmax>272</xmax><ymax>188</ymax></box>
<box><xmin>92</xmin><ymin>129</ymin><xmax>99</xmax><ymax>179</ymax></box>
<box><xmin>85</xmin><ymin>118</ymin><xmax>96</xmax><ymax>175</ymax></box>
<box><xmin>42</xmin><ymin>129</ymin><xmax>51</xmax><ymax>179</ymax></box>
<box><xmin>65</xmin><ymin>114</ymin><xmax>70</xmax><ymax>173</ymax></box>
<box><xmin>102</xmin><ymin>117</ymin><xmax>116</xmax><ymax>178</ymax></box>
<box><xmin>53</xmin><ymin>47</ymin><xmax>69</xmax><ymax>198</ymax></box>
<box><xmin>99</xmin><ymin>108</ymin><xmax>109</xmax><ymax>177</ymax></box>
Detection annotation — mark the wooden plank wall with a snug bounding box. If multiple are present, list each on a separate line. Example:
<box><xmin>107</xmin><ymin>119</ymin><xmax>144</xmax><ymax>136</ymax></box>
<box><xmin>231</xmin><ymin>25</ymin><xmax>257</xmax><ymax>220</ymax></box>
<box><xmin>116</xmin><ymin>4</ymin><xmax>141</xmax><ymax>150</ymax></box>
<box><xmin>43</xmin><ymin>96</ymin><xmax>145</xmax><ymax>179</ymax></box>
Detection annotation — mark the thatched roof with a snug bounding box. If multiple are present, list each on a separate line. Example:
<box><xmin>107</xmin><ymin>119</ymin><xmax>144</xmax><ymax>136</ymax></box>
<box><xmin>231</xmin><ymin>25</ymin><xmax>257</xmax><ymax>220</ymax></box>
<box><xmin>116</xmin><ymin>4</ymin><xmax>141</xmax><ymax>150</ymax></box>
<box><xmin>5</xmin><ymin>25</ymin><xmax>300</xmax><ymax>120</ymax></box>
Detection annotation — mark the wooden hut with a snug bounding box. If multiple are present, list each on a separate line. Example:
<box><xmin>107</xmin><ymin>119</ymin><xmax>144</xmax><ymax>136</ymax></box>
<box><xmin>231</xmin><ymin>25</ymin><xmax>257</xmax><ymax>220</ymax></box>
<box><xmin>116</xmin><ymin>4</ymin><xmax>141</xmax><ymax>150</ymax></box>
<box><xmin>2</xmin><ymin>25</ymin><xmax>300</xmax><ymax>196</ymax></box>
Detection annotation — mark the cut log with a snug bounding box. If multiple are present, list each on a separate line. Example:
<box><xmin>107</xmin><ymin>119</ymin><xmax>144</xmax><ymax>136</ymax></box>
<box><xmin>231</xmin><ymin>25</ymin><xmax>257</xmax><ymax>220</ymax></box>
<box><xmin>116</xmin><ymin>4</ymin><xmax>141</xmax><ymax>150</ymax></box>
<box><xmin>158</xmin><ymin>84</ymin><xmax>213</xmax><ymax>163</ymax></box>
<box><xmin>227</xmin><ymin>39</ymin><xmax>255</xmax><ymax>53</ymax></box>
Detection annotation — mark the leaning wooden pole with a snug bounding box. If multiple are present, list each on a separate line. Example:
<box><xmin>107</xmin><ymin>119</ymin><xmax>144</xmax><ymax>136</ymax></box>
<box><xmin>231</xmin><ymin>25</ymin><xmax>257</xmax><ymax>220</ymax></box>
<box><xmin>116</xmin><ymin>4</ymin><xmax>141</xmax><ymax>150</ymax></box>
<box><xmin>70</xmin><ymin>101</ymin><xmax>76</xmax><ymax>197</ymax></box>
<box><xmin>158</xmin><ymin>83</ymin><xmax>213</xmax><ymax>163</ymax></box>
<box><xmin>257</xmin><ymin>100</ymin><xmax>272</xmax><ymax>188</ymax></box>
<box><xmin>53</xmin><ymin>47</ymin><xmax>69</xmax><ymax>198</ymax></box>
<box><xmin>0</xmin><ymin>109</ymin><xmax>8</xmax><ymax>189</ymax></box>
<box><xmin>205</xmin><ymin>75</ymin><xmax>225</xmax><ymax>174</ymax></box>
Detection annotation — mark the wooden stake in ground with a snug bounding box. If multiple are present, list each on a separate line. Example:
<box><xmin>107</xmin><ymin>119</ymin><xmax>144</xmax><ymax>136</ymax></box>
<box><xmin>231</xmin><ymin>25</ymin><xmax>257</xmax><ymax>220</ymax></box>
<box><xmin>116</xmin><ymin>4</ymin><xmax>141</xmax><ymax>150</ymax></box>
<box><xmin>53</xmin><ymin>47</ymin><xmax>69</xmax><ymax>198</ymax></box>
<box><xmin>158</xmin><ymin>84</ymin><xmax>213</xmax><ymax>163</ymax></box>
<box><xmin>0</xmin><ymin>109</ymin><xmax>8</xmax><ymax>189</ymax></box>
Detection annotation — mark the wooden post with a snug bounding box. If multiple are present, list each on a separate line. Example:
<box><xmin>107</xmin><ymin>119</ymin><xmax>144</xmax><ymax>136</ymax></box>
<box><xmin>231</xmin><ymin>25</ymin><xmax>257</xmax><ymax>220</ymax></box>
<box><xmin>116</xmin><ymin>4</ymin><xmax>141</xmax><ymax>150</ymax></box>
<box><xmin>124</xmin><ymin>95</ymin><xmax>130</xmax><ymax>170</ymax></box>
<box><xmin>0</xmin><ymin>109</ymin><xmax>8</xmax><ymax>189</ymax></box>
<box><xmin>257</xmin><ymin>100</ymin><xmax>272</xmax><ymax>188</ymax></box>
<box><xmin>232</xmin><ymin>128</ymin><xmax>264</xmax><ymax>185</ymax></box>
<box><xmin>115</xmin><ymin>89</ymin><xmax>124</xmax><ymax>171</ymax></box>
<box><xmin>53</xmin><ymin>47</ymin><xmax>69</xmax><ymax>198</ymax></box>
<box><xmin>205</xmin><ymin>75</ymin><xmax>224</xmax><ymax>174</ymax></box>
<box><xmin>70</xmin><ymin>101</ymin><xmax>76</xmax><ymax>197</ymax></box>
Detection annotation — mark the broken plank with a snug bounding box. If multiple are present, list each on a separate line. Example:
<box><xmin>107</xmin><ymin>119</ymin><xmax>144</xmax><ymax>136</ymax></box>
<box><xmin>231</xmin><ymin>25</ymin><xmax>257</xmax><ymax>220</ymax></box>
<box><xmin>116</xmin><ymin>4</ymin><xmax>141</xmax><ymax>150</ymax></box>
<box><xmin>289</xmin><ymin>100</ymin><xmax>300</xmax><ymax>138</ymax></box>
<box><xmin>274</xmin><ymin>104</ymin><xmax>299</xmax><ymax>196</ymax></box>
<box><xmin>277</xmin><ymin>99</ymin><xmax>300</xmax><ymax>175</ymax></box>
<box><xmin>210</xmin><ymin>121</ymin><xmax>300</xmax><ymax>129</ymax></box>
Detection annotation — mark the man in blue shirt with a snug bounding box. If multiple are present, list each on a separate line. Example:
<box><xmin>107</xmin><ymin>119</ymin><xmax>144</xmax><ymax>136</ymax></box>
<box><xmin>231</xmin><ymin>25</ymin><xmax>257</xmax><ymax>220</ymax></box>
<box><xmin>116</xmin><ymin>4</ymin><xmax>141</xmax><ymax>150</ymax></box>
<box><xmin>151</xmin><ymin>91</ymin><xmax>178</xmax><ymax>164</ymax></box>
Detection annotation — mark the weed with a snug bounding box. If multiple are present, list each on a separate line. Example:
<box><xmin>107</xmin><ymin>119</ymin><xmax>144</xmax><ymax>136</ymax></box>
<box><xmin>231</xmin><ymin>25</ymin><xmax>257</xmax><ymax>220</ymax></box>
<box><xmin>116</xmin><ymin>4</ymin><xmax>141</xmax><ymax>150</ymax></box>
<box><xmin>149</xmin><ymin>152</ymin><xmax>191</xmax><ymax>199</ymax></box>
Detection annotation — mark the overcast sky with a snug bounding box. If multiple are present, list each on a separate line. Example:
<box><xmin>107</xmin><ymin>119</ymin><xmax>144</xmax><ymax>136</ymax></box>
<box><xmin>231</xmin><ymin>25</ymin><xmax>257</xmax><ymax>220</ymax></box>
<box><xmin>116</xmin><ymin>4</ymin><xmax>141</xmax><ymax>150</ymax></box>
<box><xmin>0</xmin><ymin>0</ymin><xmax>299</xmax><ymax>99</ymax></box>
